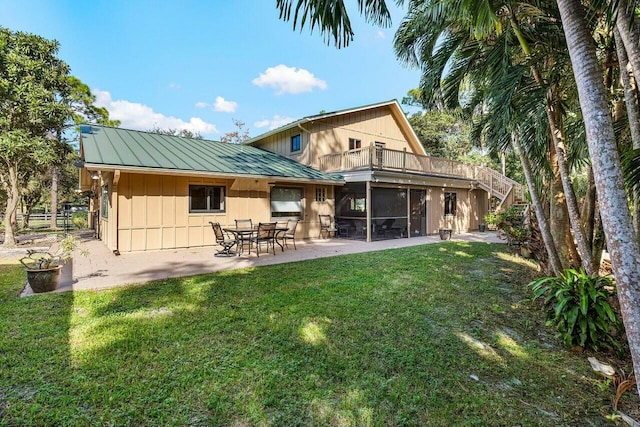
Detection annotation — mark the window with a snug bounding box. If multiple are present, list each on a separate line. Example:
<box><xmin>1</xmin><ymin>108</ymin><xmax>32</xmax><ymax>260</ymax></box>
<box><xmin>315</xmin><ymin>187</ymin><xmax>327</xmax><ymax>202</ymax></box>
<box><xmin>444</xmin><ymin>192</ymin><xmax>457</xmax><ymax>216</ymax></box>
<box><xmin>349</xmin><ymin>138</ymin><xmax>361</xmax><ymax>150</ymax></box>
<box><xmin>189</xmin><ymin>185</ymin><xmax>225</xmax><ymax>213</ymax></box>
<box><xmin>271</xmin><ymin>187</ymin><xmax>303</xmax><ymax>218</ymax></box>
<box><xmin>100</xmin><ymin>185</ymin><xmax>109</xmax><ymax>218</ymax></box>
<box><xmin>349</xmin><ymin>197</ymin><xmax>366</xmax><ymax>212</ymax></box>
<box><xmin>291</xmin><ymin>134</ymin><xmax>301</xmax><ymax>152</ymax></box>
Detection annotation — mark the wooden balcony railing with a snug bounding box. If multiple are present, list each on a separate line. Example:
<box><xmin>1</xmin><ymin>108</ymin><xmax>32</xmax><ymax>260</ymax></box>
<box><xmin>317</xmin><ymin>145</ymin><xmax>526</xmax><ymax>203</ymax></box>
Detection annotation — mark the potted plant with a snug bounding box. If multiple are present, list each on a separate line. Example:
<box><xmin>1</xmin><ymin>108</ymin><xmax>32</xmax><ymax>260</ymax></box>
<box><xmin>483</xmin><ymin>211</ymin><xmax>500</xmax><ymax>231</ymax></box>
<box><xmin>20</xmin><ymin>235</ymin><xmax>84</xmax><ymax>293</ymax></box>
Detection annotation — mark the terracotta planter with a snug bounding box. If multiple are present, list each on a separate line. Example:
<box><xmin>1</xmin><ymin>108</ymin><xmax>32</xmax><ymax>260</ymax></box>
<box><xmin>27</xmin><ymin>265</ymin><xmax>63</xmax><ymax>293</ymax></box>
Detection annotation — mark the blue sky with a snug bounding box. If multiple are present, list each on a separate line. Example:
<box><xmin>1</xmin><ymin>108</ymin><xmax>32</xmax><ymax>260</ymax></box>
<box><xmin>4</xmin><ymin>1</ymin><xmax>422</xmax><ymax>139</ymax></box>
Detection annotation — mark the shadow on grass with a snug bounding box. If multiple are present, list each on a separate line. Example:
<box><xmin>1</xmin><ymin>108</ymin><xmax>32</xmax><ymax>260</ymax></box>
<box><xmin>0</xmin><ymin>243</ymin><xmax>617</xmax><ymax>425</ymax></box>
<box><xmin>0</xmin><ymin>263</ymin><xmax>75</xmax><ymax>425</ymax></box>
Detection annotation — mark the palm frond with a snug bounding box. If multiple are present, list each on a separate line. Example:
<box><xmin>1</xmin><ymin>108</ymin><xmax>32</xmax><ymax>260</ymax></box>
<box><xmin>276</xmin><ymin>0</ymin><xmax>392</xmax><ymax>48</ymax></box>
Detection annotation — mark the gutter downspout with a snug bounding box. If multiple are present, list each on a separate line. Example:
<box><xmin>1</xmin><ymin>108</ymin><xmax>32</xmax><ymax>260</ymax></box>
<box><xmin>112</xmin><ymin>170</ymin><xmax>121</xmax><ymax>255</ymax></box>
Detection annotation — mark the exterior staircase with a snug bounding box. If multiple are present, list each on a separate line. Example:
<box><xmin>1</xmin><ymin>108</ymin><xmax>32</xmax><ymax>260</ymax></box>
<box><xmin>474</xmin><ymin>166</ymin><xmax>527</xmax><ymax>209</ymax></box>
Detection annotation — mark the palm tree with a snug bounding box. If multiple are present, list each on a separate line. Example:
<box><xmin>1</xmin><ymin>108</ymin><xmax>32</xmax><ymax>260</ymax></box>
<box><xmin>393</xmin><ymin>0</ymin><xmax>582</xmax><ymax>272</ymax></box>
<box><xmin>556</xmin><ymin>0</ymin><xmax>640</xmax><ymax>395</ymax></box>
<box><xmin>276</xmin><ymin>0</ymin><xmax>392</xmax><ymax>48</ymax></box>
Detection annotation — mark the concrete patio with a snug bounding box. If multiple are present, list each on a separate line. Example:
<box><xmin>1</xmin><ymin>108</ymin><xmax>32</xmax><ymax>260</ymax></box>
<box><xmin>21</xmin><ymin>232</ymin><xmax>505</xmax><ymax>295</ymax></box>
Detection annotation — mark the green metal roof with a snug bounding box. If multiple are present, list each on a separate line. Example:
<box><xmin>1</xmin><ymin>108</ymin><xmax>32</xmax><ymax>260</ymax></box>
<box><xmin>80</xmin><ymin>125</ymin><xmax>343</xmax><ymax>183</ymax></box>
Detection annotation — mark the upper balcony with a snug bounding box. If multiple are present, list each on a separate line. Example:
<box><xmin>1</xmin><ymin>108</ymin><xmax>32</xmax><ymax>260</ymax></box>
<box><xmin>317</xmin><ymin>145</ymin><xmax>525</xmax><ymax>205</ymax></box>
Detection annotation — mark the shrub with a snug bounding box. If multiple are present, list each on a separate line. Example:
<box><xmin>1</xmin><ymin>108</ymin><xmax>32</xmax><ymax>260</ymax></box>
<box><xmin>486</xmin><ymin>206</ymin><xmax>530</xmax><ymax>245</ymax></box>
<box><xmin>530</xmin><ymin>268</ymin><xmax>623</xmax><ymax>352</ymax></box>
<box><xmin>483</xmin><ymin>211</ymin><xmax>499</xmax><ymax>229</ymax></box>
<box><xmin>72</xmin><ymin>212</ymin><xmax>88</xmax><ymax>229</ymax></box>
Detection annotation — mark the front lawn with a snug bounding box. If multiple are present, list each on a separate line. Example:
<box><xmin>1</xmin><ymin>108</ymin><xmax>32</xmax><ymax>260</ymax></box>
<box><xmin>0</xmin><ymin>242</ymin><xmax>623</xmax><ymax>425</ymax></box>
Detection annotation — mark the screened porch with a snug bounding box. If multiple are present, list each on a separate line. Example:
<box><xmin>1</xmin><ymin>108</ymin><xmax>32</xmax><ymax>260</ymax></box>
<box><xmin>334</xmin><ymin>183</ymin><xmax>427</xmax><ymax>242</ymax></box>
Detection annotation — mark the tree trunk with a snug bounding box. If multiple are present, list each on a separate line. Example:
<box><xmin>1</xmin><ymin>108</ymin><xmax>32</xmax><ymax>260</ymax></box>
<box><xmin>615</xmin><ymin>0</ymin><xmax>640</xmax><ymax>86</ymax></box>
<box><xmin>614</xmin><ymin>27</ymin><xmax>640</xmax><ymax>241</ymax></box>
<box><xmin>512</xmin><ymin>133</ymin><xmax>563</xmax><ymax>275</ymax></box>
<box><xmin>2</xmin><ymin>165</ymin><xmax>20</xmax><ymax>247</ymax></box>
<box><xmin>549</xmin><ymin>142</ymin><xmax>579</xmax><ymax>269</ymax></box>
<box><xmin>22</xmin><ymin>205</ymin><xmax>31</xmax><ymax>229</ymax></box>
<box><xmin>546</xmin><ymin>87</ymin><xmax>596</xmax><ymax>273</ymax></box>
<box><xmin>581</xmin><ymin>166</ymin><xmax>596</xmax><ymax>251</ymax></box>
<box><xmin>557</xmin><ymin>0</ymin><xmax>640</xmax><ymax>396</ymax></box>
<box><xmin>50</xmin><ymin>165</ymin><xmax>58</xmax><ymax>229</ymax></box>
<box><xmin>512</xmin><ymin>5</ymin><xmax>596</xmax><ymax>273</ymax></box>
<box><xmin>592</xmin><ymin>207</ymin><xmax>605</xmax><ymax>267</ymax></box>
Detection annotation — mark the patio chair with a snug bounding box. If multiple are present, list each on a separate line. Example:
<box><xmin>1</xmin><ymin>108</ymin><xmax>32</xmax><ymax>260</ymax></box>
<box><xmin>280</xmin><ymin>219</ymin><xmax>299</xmax><ymax>250</ymax></box>
<box><xmin>249</xmin><ymin>222</ymin><xmax>277</xmax><ymax>257</ymax></box>
<box><xmin>235</xmin><ymin>218</ymin><xmax>253</xmax><ymax>229</ymax></box>
<box><xmin>319</xmin><ymin>215</ymin><xmax>336</xmax><ymax>238</ymax></box>
<box><xmin>234</xmin><ymin>219</ymin><xmax>254</xmax><ymax>254</ymax></box>
<box><xmin>209</xmin><ymin>221</ymin><xmax>238</xmax><ymax>256</ymax></box>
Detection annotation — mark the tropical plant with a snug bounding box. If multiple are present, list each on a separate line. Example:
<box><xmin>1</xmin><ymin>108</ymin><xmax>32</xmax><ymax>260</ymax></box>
<box><xmin>488</xmin><ymin>206</ymin><xmax>530</xmax><ymax>245</ymax></box>
<box><xmin>19</xmin><ymin>234</ymin><xmax>84</xmax><ymax>270</ymax></box>
<box><xmin>71</xmin><ymin>212</ymin><xmax>88</xmax><ymax>229</ymax></box>
<box><xmin>530</xmin><ymin>268</ymin><xmax>623</xmax><ymax>352</ymax></box>
<box><xmin>484</xmin><ymin>211</ymin><xmax>500</xmax><ymax>230</ymax></box>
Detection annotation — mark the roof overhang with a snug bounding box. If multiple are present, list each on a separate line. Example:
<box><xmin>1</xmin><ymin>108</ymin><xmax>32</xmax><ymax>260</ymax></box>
<box><xmin>83</xmin><ymin>163</ymin><xmax>345</xmax><ymax>186</ymax></box>
<box><xmin>340</xmin><ymin>170</ymin><xmax>477</xmax><ymax>189</ymax></box>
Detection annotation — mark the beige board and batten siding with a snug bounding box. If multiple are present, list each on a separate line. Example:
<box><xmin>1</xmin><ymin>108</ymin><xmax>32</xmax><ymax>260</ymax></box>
<box><xmin>253</xmin><ymin>128</ymin><xmax>311</xmax><ymax>164</ymax></box>
<box><xmin>427</xmin><ymin>187</ymin><xmax>476</xmax><ymax>234</ymax></box>
<box><xmin>111</xmin><ymin>172</ymin><xmax>334</xmax><ymax>252</ymax></box>
<box><xmin>309</xmin><ymin>107</ymin><xmax>423</xmax><ymax>167</ymax></box>
<box><xmin>254</xmin><ymin>106</ymin><xmax>423</xmax><ymax>168</ymax></box>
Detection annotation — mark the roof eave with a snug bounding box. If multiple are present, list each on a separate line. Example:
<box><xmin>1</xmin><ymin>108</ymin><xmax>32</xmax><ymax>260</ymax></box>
<box><xmin>83</xmin><ymin>163</ymin><xmax>344</xmax><ymax>185</ymax></box>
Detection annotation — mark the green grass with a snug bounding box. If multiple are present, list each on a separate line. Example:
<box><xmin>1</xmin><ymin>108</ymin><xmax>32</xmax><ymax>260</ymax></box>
<box><xmin>0</xmin><ymin>242</ymin><xmax>623</xmax><ymax>426</ymax></box>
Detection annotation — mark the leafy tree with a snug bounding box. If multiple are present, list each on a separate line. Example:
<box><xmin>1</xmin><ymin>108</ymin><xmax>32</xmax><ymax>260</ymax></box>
<box><xmin>220</xmin><ymin>119</ymin><xmax>250</xmax><ymax>144</ymax></box>
<box><xmin>0</xmin><ymin>28</ymin><xmax>73</xmax><ymax>247</ymax></box>
<box><xmin>148</xmin><ymin>126</ymin><xmax>202</xmax><ymax>139</ymax></box>
<box><xmin>407</xmin><ymin>110</ymin><xmax>471</xmax><ymax>159</ymax></box>
<box><xmin>49</xmin><ymin>76</ymin><xmax>119</xmax><ymax>229</ymax></box>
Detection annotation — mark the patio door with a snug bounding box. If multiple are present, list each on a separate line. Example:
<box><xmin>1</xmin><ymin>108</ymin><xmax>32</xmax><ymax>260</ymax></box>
<box><xmin>410</xmin><ymin>189</ymin><xmax>427</xmax><ymax>237</ymax></box>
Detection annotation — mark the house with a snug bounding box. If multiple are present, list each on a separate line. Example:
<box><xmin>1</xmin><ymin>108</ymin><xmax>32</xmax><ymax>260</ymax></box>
<box><xmin>79</xmin><ymin>100</ymin><xmax>523</xmax><ymax>253</ymax></box>
<box><xmin>78</xmin><ymin>126</ymin><xmax>342</xmax><ymax>253</ymax></box>
<box><xmin>246</xmin><ymin>100</ymin><xmax>523</xmax><ymax>242</ymax></box>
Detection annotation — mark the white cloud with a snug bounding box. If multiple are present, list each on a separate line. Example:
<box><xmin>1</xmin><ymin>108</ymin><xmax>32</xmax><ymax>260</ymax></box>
<box><xmin>195</xmin><ymin>101</ymin><xmax>209</xmax><ymax>108</ymax></box>
<box><xmin>375</xmin><ymin>30</ymin><xmax>386</xmax><ymax>39</ymax></box>
<box><xmin>168</xmin><ymin>83</ymin><xmax>181</xmax><ymax>89</ymax></box>
<box><xmin>254</xmin><ymin>115</ymin><xmax>297</xmax><ymax>130</ymax></box>
<box><xmin>252</xmin><ymin>64</ymin><xmax>327</xmax><ymax>95</ymax></box>
<box><xmin>94</xmin><ymin>89</ymin><xmax>218</xmax><ymax>135</ymax></box>
<box><xmin>213</xmin><ymin>96</ymin><xmax>238</xmax><ymax>113</ymax></box>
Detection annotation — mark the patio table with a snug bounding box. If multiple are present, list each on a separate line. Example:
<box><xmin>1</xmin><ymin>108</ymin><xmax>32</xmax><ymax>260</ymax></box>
<box><xmin>224</xmin><ymin>226</ymin><xmax>288</xmax><ymax>255</ymax></box>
